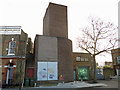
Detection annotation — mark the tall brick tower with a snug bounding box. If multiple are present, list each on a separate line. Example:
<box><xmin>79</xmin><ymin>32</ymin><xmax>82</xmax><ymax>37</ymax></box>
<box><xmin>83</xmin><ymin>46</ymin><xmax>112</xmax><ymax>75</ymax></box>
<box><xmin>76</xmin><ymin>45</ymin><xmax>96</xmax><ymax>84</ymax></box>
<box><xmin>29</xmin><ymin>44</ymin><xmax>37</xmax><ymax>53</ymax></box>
<box><xmin>34</xmin><ymin>3</ymin><xmax>74</xmax><ymax>83</ymax></box>
<box><xmin>43</xmin><ymin>2</ymin><xmax>68</xmax><ymax>38</ymax></box>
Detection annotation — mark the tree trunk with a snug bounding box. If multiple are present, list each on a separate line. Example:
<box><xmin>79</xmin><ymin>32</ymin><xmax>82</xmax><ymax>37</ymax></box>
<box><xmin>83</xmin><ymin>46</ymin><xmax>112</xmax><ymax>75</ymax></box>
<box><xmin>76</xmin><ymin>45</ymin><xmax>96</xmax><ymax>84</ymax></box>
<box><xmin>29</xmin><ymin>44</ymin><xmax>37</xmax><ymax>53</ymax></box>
<box><xmin>93</xmin><ymin>55</ymin><xmax>97</xmax><ymax>82</ymax></box>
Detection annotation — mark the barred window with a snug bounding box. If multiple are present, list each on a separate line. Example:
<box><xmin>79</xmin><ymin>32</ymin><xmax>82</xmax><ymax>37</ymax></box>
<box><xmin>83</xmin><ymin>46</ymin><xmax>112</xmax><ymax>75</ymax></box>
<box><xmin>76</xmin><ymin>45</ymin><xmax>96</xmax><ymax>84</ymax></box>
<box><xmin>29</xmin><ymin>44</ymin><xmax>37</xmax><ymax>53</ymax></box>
<box><xmin>8</xmin><ymin>41</ymin><xmax>16</xmax><ymax>55</ymax></box>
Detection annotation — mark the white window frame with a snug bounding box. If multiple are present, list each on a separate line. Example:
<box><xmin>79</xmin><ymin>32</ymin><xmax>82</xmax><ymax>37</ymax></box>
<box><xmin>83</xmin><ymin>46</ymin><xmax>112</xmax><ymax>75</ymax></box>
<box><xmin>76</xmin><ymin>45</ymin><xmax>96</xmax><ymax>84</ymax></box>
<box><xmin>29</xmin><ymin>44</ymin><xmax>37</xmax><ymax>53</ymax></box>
<box><xmin>8</xmin><ymin>41</ymin><xmax>16</xmax><ymax>55</ymax></box>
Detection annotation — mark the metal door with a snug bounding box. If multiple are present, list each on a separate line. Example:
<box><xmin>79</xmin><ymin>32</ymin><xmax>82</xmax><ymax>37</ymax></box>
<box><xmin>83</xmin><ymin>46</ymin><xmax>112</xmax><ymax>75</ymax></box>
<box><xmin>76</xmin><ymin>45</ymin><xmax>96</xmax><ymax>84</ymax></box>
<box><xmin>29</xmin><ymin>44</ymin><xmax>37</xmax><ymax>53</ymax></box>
<box><xmin>78</xmin><ymin>67</ymin><xmax>89</xmax><ymax>80</ymax></box>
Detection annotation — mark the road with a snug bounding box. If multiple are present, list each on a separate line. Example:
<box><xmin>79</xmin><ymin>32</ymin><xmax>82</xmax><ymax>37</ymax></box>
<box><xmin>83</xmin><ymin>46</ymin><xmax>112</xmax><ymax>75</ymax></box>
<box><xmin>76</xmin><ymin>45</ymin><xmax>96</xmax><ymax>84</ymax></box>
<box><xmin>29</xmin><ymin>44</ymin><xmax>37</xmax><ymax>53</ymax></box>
<box><xmin>94</xmin><ymin>79</ymin><xmax>119</xmax><ymax>88</ymax></box>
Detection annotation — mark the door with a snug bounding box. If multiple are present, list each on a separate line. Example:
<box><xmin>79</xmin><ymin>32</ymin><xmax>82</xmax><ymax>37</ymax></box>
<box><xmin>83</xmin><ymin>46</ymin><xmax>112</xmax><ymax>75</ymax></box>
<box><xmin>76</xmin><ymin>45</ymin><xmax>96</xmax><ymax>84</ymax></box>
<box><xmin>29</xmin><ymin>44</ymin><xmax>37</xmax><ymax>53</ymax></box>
<box><xmin>6</xmin><ymin>63</ymin><xmax>14</xmax><ymax>85</ymax></box>
<box><xmin>27</xmin><ymin>68</ymin><xmax>34</xmax><ymax>78</ymax></box>
<box><xmin>74</xmin><ymin>69</ymin><xmax>76</xmax><ymax>80</ymax></box>
<box><xmin>78</xmin><ymin>67</ymin><xmax>89</xmax><ymax>80</ymax></box>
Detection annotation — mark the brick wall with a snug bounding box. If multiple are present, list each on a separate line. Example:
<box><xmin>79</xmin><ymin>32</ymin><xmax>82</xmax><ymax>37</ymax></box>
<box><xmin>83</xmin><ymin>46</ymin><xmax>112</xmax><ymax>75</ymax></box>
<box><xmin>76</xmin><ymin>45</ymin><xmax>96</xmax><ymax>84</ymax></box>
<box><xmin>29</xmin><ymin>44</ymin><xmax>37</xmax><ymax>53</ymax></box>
<box><xmin>43</xmin><ymin>3</ymin><xmax>68</xmax><ymax>38</ymax></box>
<box><xmin>58</xmin><ymin>37</ymin><xmax>74</xmax><ymax>82</ymax></box>
<box><xmin>0</xmin><ymin>29</ymin><xmax>28</xmax><ymax>85</ymax></box>
<box><xmin>73</xmin><ymin>52</ymin><xmax>93</xmax><ymax>80</ymax></box>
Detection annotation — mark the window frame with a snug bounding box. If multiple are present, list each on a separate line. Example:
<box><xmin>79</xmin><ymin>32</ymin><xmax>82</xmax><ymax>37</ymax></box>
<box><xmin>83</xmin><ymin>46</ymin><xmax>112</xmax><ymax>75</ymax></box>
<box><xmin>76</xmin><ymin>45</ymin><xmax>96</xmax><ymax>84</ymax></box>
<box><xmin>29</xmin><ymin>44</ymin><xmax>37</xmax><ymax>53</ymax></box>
<box><xmin>76</xmin><ymin>57</ymin><xmax>81</xmax><ymax>62</ymax></box>
<box><xmin>81</xmin><ymin>57</ymin><xmax>84</xmax><ymax>62</ymax></box>
<box><xmin>84</xmin><ymin>57</ymin><xmax>89</xmax><ymax>62</ymax></box>
<box><xmin>8</xmin><ymin>41</ymin><xmax>16</xmax><ymax>55</ymax></box>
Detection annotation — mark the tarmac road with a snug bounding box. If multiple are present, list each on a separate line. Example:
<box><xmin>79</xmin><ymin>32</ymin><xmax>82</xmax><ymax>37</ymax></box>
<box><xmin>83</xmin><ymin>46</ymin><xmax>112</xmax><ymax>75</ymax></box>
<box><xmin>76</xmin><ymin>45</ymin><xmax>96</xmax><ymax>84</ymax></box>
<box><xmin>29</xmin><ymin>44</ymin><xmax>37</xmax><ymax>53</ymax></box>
<box><xmin>94</xmin><ymin>79</ymin><xmax>119</xmax><ymax>88</ymax></box>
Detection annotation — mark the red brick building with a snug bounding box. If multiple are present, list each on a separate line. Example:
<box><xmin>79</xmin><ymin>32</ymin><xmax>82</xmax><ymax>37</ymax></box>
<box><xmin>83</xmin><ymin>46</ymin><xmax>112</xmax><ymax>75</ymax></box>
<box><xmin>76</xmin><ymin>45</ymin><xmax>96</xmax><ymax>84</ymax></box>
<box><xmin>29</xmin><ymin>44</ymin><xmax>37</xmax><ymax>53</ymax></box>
<box><xmin>0</xmin><ymin>26</ymin><xmax>28</xmax><ymax>85</ymax></box>
<box><xmin>73</xmin><ymin>52</ymin><xmax>93</xmax><ymax>80</ymax></box>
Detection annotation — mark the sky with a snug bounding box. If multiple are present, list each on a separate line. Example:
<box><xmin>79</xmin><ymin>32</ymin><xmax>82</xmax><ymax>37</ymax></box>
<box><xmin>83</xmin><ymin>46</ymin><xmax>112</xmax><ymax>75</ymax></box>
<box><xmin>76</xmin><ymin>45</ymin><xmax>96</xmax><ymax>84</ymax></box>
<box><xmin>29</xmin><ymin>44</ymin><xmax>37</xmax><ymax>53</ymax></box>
<box><xmin>0</xmin><ymin>0</ymin><xmax>119</xmax><ymax>66</ymax></box>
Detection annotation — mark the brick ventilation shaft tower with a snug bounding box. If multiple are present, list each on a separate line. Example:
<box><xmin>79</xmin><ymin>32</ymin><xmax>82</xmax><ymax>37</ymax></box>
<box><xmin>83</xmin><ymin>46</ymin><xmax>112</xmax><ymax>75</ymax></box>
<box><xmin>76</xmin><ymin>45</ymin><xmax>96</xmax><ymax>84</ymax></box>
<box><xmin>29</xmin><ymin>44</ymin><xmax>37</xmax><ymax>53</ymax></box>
<box><xmin>34</xmin><ymin>2</ymin><xmax>74</xmax><ymax>83</ymax></box>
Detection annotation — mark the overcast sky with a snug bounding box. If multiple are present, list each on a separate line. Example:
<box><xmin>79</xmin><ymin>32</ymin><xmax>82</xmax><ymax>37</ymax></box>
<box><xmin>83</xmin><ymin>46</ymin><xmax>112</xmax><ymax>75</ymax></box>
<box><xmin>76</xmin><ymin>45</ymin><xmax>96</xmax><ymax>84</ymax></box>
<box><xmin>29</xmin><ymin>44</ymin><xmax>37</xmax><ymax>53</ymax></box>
<box><xmin>0</xmin><ymin>0</ymin><xmax>119</xmax><ymax>66</ymax></box>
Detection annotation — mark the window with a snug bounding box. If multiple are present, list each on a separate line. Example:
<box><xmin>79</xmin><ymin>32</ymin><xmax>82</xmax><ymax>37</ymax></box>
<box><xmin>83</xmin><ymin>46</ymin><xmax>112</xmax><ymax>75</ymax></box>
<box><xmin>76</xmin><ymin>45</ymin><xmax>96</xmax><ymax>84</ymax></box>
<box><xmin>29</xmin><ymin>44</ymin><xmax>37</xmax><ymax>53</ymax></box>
<box><xmin>117</xmin><ymin>56</ymin><xmax>120</xmax><ymax>64</ymax></box>
<box><xmin>76</xmin><ymin>57</ymin><xmax>88</xmax><ymax>62</ymax></box>
<box><xmin>76</xmin><ymin>57</ymin><xmax>80</xmax><ymax>61</ymax></box>
<box><xmin>85</xmin><ymin>57</ymin><xmax>88</xmax><ymax>62</ymax></box>
<box><xmin>8</xmin><ymin>40</ymin><xmax>16</xmax><ymax>55</ymax></box>
<box><xmin>81</xmin><ymin>57</ymin><xmax>84</xmax><ymax>61</ymax></box>
<box><xmin>37</xmin><ymin>62</ymin><xmax>58</xmax><ymax>81</ymax></box>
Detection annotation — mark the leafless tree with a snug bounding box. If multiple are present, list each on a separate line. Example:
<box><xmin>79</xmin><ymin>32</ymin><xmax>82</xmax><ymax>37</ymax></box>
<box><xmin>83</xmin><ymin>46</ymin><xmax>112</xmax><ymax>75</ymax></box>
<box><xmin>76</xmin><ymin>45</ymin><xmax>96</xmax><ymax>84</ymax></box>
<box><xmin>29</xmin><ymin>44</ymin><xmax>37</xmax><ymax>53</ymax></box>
<box><xmin>77</xmin><ymin>17</ymin><xmax>118</xmax><ymax>82</ymax></box>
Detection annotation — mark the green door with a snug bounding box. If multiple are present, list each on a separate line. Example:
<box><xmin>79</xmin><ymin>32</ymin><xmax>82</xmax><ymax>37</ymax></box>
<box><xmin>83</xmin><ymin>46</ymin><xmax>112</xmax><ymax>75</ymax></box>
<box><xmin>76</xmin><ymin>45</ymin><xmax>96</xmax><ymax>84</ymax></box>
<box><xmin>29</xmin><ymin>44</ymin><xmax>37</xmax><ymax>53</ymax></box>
<box><xmin>78</xmin><ymin>67</ymin><xmax>89</xmax><ymax>80</ymax></box>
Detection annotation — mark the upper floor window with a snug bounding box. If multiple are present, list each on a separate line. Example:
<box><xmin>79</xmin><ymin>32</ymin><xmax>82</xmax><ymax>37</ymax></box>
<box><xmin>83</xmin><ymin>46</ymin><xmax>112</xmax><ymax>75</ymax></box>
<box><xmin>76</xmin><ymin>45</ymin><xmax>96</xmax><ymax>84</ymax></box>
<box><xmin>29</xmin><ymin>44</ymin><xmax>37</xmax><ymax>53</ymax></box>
<box><xmin>81</xmin><ymin>57</ymin><xmax>84</xmax><ymax>61</ymax></box>
<box><xmin>76</xmin><ymin>57</ymin><xmax>80</xmax><ymax>61</ymax></box>
<box><xmin>8</xmin><ymin>38</ymin><xmax>16</xmax><ymax>55</ymax></box>
<box><xmin>117</xmin><ymin>56</ymin><xmax>120</xmax><ymax>64</ymax></box>
<box><xmin>84</xmin><ymin>57</ymin><xmax>88</xmax><ymax>62</ymax></box>
<box><xmin>76</xmin><ymin>56</ymin><xmax>89</xmax><ymax>62</ymax></box>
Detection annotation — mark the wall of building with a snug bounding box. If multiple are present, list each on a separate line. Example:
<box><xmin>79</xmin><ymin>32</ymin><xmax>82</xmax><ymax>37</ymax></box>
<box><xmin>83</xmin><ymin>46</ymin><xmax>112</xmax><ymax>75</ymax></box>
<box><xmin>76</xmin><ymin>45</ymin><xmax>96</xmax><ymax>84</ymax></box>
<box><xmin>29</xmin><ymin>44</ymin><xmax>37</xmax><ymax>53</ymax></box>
<box><xmin>0</xmin><ymin>28</ymin><xmax>28</xmax><ymax>85</ymax></box>
<box><xmin>73</xmin><ymin>52</ymin><xmax>93</xmax><ymax>80</ymax></box>
<box><xmin>43</xmin><ymin>7</ymin><xmax>50</xmax><ymax>37</ymax></box>
<box><xmin>58</xmin><ymin>37</ymin><xmax>74</xmax><ymax>82</ymax></box>
<box><xmin>25</xmin><ymin>37</ymin><xmax>34</xmax><ymax>78</ymax></box>
<box><xmin>43</xmin><ymin>3</ymin><xmax>68</xmax><ymax>38</ymax></box>
<box><xmin>0</xmin><ymin>35</ymin><xmax>2</xmax><ymax>55</ymax></box>
<box><xmin>34</xmin><ymin>35</ymin><xmax>58</xmax><ymax>82</ymax></box>
<box><xmin>34</xmin><ymin>2</ymin><xmax>74</xmax><ymax>84</ymax></box>
<box><xmin>34</xmin><ymin>35</ymin><xmax>38</xmax><ymax>81</ymax></box>
<box><xmin>111</xmin><ymin>48</ymin><xmax>120</xmax><ymax>75</ymax></box>
<box><xmin>34</xmin><ymin>35</ymin><xmax>74</xmax><ymax>82</ymax></box>
<box><xmin>111</xmin><ymin>48</ymin><xmax>120</xmax><ymax>66</ymax></box>
<box><xmin>37</xmin><ymin>35</ymin><xmax>58</xmax><ymax>61</ymax></box>
<box><xmin>1</xmin><ymin>35</ymin><xmax>19</xmax><ymax>56</ymax></box>
<box><xmin>15</xmin><ymin>59</ymin><xmax>25</xmax><ymax>84</ymax></box>
<box><xmin>0</xmin><ymin>35</ymin><xmax>2</xmax><ymax>87</ymax></box>
<box><xmin>103</xmin><ymin>67</ymin><xmax>115</xmax><ymax>80</ymax></box>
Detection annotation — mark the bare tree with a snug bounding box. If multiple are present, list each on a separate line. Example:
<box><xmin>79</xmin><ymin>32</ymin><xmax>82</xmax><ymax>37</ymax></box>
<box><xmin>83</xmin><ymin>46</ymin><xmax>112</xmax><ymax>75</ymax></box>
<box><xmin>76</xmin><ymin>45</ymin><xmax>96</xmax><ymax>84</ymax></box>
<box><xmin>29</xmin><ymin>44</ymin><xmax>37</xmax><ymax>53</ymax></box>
<box><xmin>77</xmin><ymin>17</ymin><xmax>118</xmax><ymax>82</ymax></box>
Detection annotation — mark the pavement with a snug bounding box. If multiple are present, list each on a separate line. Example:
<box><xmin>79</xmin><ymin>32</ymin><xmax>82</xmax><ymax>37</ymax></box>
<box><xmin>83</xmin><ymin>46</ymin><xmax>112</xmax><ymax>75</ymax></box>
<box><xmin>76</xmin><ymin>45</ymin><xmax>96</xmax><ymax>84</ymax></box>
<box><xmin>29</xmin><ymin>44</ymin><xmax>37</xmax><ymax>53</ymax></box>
<box><xmin>1</xmin><ymin>78</ymin><xmax>120</xmax><ymax>89</ymax></box>
<box><xmin>33</xmin><ymin>81</ymin><xmax>107</xmax><ymax>88</ymax></box>
<box><xmin>1</xmin><ymin>81</ymin><xmax>107</xmax><ymax>90</ymax></box>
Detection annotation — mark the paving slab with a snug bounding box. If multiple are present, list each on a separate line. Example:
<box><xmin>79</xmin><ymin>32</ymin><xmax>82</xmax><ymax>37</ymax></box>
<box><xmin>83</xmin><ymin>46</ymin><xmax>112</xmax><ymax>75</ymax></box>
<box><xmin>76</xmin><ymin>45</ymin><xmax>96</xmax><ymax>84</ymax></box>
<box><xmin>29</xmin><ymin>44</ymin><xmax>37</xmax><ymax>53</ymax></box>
<box><xmin>35</xmin><ymin>81</ymin><xmax>107</xmax><ymax>88</ymax></box>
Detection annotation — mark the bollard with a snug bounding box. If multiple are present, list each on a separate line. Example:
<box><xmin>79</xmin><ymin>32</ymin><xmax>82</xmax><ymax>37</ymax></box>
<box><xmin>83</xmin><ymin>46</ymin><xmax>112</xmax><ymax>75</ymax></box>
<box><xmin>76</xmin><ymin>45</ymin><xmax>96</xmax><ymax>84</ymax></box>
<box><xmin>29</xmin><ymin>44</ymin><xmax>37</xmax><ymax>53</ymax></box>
<box><xmin>22</xmin><ymin>83</ymin><xmax>23</xmax><ymax>88</ymax></box>
<box><xmin>34</xmin><ymin>83</ymin><xmax>36</xmax><ymax>87</ymax></box>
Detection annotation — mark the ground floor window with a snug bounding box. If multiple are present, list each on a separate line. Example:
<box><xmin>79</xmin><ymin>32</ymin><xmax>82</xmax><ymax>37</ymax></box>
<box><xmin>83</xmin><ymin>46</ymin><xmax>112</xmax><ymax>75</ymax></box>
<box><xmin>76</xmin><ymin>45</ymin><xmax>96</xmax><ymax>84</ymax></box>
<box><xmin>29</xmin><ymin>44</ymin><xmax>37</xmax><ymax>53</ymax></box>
<box><xmin>37</xmin><ymin>62</ymin><xmax>58</xmax><ymax>81</ymax></box>
<box><xmin>78</xmin><ymin>66</ymin><xmax>89</xmax><ymax>80</ymax></box>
